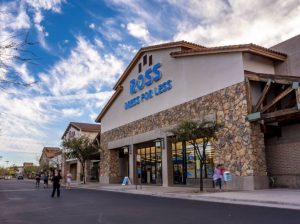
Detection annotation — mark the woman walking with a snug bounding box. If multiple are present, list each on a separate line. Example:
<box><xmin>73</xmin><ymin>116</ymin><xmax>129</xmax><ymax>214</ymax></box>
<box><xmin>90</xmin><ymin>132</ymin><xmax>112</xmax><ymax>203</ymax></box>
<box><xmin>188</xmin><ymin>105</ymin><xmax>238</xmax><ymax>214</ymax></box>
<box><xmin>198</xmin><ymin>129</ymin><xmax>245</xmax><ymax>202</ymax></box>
<box><xmin>66</xmin><ymin>171</ymin><xmax>72</xmax><ymax>190</ymax></box>
<box><xmin>213</xmin><ymin>164</ymin><xmax>223</xmax><ymax>191</ymax></box>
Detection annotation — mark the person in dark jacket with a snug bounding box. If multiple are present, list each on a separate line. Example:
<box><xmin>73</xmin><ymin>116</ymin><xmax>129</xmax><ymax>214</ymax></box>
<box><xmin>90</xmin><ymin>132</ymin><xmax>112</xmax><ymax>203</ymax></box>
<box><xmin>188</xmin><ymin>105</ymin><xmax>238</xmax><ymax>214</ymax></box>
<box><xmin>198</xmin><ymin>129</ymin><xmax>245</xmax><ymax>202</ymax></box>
<box><xmin>51</xmin><ymin>170</ymin><xmax>62</xmax><ymax>198</ymax></box>
<box><xmin>35</xmin><ymin>173</ymin><xmax>41</xmax><ymax>188</ymax></box>
<box><xmin>43</xmin><ymin>172</ymin><xmax>49</xmax><ymax>188</ymax></box>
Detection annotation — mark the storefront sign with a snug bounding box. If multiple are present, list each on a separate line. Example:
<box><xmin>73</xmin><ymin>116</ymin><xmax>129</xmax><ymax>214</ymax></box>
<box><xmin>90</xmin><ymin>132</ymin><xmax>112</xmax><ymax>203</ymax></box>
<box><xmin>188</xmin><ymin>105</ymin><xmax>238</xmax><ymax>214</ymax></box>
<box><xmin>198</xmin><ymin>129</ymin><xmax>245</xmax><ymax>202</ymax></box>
<box><xmin>124</xmin><ymin>62</ymin><xmax>172</xmax><ymax>110</ymax></box>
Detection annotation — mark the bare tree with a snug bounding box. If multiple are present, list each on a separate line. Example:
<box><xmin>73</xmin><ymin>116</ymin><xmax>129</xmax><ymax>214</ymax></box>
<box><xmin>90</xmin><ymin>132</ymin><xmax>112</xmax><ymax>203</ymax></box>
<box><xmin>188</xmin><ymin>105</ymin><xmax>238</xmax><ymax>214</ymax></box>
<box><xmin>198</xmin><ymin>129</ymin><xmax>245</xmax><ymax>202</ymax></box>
<box><xmin>0</xmin><ymin>32</ymin><xmax>38</xmax><ymax>90</ymax></box>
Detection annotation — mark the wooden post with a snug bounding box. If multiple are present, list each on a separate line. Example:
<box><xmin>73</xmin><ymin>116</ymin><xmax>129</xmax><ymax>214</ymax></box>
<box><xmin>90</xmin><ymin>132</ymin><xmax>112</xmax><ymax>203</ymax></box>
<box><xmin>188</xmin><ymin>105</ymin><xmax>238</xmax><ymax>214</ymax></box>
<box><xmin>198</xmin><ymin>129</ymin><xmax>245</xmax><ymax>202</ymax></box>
<box><xmin>254</xmin><ymin>79</ymin><xmax>272</xmax><ymax>112</ymax></box>
<box><xmin>261</xmin><ymin>86</ymin><xmax>293</xmax><ymax>113</ymax></box>
<box><xmin>245</xmin><ymin>78</ymin><xmax>252</xmax><ymax>114</ymax></box>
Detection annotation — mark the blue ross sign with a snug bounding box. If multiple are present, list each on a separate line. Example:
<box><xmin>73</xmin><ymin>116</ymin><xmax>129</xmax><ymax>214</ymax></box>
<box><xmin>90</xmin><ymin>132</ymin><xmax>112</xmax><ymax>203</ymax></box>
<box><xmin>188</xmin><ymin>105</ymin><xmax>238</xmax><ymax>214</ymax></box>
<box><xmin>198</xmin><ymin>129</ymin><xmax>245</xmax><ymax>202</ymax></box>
<box><xmin>124</xmin><ymin>62</ymin><xmax>173</xmax><ymax>110</ymax></box>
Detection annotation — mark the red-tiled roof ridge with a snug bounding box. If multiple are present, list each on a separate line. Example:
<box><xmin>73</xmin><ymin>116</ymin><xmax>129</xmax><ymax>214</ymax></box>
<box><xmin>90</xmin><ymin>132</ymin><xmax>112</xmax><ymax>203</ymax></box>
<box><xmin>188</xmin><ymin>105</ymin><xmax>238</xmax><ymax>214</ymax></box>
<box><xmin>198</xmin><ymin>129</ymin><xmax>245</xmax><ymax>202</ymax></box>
<box><xmin>70</xmin><ymin>122</ymin><xmax>101</xmax><ymax>132</ymax></box>
<box><xmin>61</xmin><ymin>122</ymin><xmax>101</xmax><ymax>139</ymax></box>
<box><xmin>41</xmin><ymin>147</ymin><xmax>61</xmax><ymax>160</ymax></box>
<box><xmin>170</xmin><ymin>43</ymin><xmax>287</xmax><ymax>60</ymax></box>
<box><xmin>140</xmin><ymin>40</ymin><xmax>206</xmax><ymax>52</ymax></box>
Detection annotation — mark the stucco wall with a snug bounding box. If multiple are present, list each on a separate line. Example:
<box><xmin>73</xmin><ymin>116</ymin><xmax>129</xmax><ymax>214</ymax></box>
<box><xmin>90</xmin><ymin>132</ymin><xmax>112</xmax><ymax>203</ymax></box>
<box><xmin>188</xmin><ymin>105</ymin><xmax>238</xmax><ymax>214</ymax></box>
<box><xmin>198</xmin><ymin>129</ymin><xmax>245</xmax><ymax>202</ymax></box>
<box><xmin>101</xmin><ymin>50</ymin><xmax>245</xmax><ymax>132</ymax></box>
<box><xmin>271</xmin><ymin>34</ymin><xmax>300</xmax><ymax>76</ymax></box>
<box><xmin>243</xmin><ymin>53</ymin><xmax>275</xmax><ymax>74</ymax></box>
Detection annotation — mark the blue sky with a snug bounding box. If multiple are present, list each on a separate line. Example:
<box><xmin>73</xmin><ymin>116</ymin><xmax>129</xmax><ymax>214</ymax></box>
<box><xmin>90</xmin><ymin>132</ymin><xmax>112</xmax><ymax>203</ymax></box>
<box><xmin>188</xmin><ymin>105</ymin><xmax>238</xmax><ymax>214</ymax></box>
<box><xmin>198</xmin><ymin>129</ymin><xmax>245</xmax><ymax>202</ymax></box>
<box><xmin>1</xmin><ymin>0</ymin><xmax>300</xmax><ymax>166</ymax></box>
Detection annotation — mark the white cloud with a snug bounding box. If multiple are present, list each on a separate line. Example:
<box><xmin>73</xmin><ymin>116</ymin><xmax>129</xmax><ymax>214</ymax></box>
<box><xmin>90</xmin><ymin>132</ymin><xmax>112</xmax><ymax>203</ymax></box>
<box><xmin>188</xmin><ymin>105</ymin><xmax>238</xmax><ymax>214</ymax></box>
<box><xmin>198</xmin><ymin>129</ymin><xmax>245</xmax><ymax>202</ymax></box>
<box><xmin>96</xmin><ymin>19</ymin><xmax>123</xmax><ymax>41</ymax></box>
<box><xmin>0</xmin><ymin>2</ymin><xmax>30</xmax><ymax>34</ymax></box>
<box><xmin>33</xmin><ymin>10</ymin><xmax>50</xmax><ymax>49</ymax></box>
<box><xmin>172</xmin><ymin>0</ymin><xmax>300</xmax><ymax>47</ymax></box>
<box><xmin>61</xmin><ymin>108</ymin><xmax>82</xmax><ymax>116</ymax></box>
<box><xmin>89</xmin><ymin>23</ymin><xmax>96</xmax><ymax>29</ymax></box>
<box><xmin>42</xmin><ymin>35</ymin><xmax>124</xmax><ymax>96</ymax></box>
<box><xmin>25</xmin><ymin>0</ymin><xmax>65</xmax><ymax>13</ymax></box>
<box><xmin>115</xmin><ymin>43</ymin><xmax>137</xmax><ymax>60</ymax></box>
<box><xmin>13</xmin><ymin>64</ymin><xmax>36</xmax><ymax>84</ymax></box>
<box><xmin>168</xmin><ymin>0</ymin><xmax>229</xmax><ymax>21</ymax></box>
<box><xmin>127</xmin><ymin>22</ymin><xmax>151</xmax><ymax>43</ymax></box>
<box><xmin>94</xmin><ymin>38</ymin><xmax>104</xmax><ymax>48</ymax></box>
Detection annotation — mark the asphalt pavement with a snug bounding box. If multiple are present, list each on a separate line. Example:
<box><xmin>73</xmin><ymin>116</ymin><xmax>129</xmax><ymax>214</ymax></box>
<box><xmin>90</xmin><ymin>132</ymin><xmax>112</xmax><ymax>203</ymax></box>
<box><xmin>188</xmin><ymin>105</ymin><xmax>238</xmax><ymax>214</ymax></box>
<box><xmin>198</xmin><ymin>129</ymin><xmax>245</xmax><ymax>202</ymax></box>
<box><xmin>1</xmin><ymin>179</ymin><xmax>300</xmax><ymax>224</ymax></box>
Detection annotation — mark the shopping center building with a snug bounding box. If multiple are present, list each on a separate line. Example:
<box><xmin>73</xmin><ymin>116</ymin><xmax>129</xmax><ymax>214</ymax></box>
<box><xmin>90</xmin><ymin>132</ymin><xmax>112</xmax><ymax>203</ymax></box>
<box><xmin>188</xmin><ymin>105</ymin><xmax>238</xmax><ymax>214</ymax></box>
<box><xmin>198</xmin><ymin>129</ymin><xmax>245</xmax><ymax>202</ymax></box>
<box><xmin>95</xmin><ymin>35</ymin><xmax>300</xmax><ymax>190</ymax></box>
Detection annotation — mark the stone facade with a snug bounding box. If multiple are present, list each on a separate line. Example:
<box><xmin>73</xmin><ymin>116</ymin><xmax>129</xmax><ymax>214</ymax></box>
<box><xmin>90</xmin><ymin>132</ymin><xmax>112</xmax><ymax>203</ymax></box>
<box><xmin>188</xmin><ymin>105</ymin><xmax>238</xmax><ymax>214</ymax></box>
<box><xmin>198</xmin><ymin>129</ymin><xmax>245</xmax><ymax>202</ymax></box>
<box><xmin>100</xmin><ymin>82</ymin><xmax>268</xmax><ymax>188</ymax></box>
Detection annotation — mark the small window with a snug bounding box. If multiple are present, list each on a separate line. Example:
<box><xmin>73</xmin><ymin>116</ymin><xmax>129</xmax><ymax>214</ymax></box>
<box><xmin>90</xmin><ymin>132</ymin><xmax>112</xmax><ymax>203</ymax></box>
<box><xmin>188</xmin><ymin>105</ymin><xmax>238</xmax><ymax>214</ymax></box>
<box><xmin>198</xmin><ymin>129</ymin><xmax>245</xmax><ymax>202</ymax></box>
<box><xmin>149</xmin><ymin>55</ymin><xmax>152</xmax><ymax>66</ymax></box>
<box><xmin>138</xmin><ymin>63</ymin><xmax>142</xmax><ymax>73</ymax></box>
<box><xmin>143</xmin><ymin>55</ymin><xmax>147</xmax><ymax>65</ymax></box>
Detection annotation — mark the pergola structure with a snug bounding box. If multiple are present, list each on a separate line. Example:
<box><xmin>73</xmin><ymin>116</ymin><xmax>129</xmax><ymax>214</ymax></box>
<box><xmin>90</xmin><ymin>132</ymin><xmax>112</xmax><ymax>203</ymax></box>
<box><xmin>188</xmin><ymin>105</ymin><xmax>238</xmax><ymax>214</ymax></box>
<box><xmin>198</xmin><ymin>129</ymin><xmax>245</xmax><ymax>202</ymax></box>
<box><xmin>245</xmin><ymin>70</ymin><xmax>300</xmax><ymax>135</ymax></box>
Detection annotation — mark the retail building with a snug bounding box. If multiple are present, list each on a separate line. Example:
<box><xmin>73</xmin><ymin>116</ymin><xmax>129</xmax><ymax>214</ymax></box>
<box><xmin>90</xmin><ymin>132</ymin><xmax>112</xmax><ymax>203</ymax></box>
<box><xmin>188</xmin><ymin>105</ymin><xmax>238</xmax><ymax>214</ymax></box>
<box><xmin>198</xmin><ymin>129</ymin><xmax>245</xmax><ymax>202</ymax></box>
<box><xmin>96</xmin><ymin>35</ymin><xmax>300</xmax><ymax>190</ymax></box>
<box><xmin>61</xmin><ymin>122</ymin><xmax>100</xmax><ymax>182</ymax></box>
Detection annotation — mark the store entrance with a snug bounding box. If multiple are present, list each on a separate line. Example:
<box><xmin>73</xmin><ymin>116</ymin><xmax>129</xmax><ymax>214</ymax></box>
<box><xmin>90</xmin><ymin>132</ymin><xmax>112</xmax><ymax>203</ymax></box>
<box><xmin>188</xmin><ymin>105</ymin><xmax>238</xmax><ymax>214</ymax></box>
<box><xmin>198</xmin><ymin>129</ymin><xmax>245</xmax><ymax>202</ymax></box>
<box><xmin>136</xmin><ymin>141</ymin><xmax>162</xmax><ymax>185</ymax></box>
<box><xmin>119</xmin><ymin>148</ymin><xmax>129</xmax><ymax>180</ymax></box>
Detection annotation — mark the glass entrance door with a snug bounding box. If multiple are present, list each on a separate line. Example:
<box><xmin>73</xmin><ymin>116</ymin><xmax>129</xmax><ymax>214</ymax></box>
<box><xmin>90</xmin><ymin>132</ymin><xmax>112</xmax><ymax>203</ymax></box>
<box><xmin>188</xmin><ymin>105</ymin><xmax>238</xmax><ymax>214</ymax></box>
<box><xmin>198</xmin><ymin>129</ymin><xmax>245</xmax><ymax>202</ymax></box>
<box><xmin>137</xmin><ymin>143</ymin><xmax>162</xmax><ymax>185</ymax></box>
<box><xmin>172</xmin><ymin>141</ymin><xmax>186</xmax><ymax>184</ymax></box>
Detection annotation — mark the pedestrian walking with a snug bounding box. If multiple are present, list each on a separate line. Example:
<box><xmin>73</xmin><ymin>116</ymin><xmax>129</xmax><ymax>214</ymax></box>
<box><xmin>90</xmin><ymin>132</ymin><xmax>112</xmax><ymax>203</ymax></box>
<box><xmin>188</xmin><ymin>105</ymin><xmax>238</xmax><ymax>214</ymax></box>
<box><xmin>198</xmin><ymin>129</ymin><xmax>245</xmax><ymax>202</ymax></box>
<box><xmin>43</xmin><ymin>172</ymin><xmax>49</xmax><ymax>188</ymax></box>
<box><xmin>213</xmin><ymin>164</ymin><xmax>223</xmax><ymax>191</ymax></box>
<box><xmin>66</xmin><ymin>171</ymin><xmax>72</xmax><ymax>190</ymax></box>
<box><xmin>35</xmin><ymin>172</ymin><xmax>41</xmax><ymax>189</ymax></box>
<box><xmin>51</xmin><ymin>170</ymin><xmax>62</xmax><ymax>198</ymax></box>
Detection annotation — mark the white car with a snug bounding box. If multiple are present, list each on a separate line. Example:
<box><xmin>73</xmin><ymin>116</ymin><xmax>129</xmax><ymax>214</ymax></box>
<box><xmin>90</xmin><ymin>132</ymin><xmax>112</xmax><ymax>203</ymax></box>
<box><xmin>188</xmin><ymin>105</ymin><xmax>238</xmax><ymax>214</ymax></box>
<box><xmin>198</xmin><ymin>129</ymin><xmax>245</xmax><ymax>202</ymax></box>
<box><xmin>4</xmin><ymin>176</ymin><xmax>12</xmax><ymax>180</ymax></box>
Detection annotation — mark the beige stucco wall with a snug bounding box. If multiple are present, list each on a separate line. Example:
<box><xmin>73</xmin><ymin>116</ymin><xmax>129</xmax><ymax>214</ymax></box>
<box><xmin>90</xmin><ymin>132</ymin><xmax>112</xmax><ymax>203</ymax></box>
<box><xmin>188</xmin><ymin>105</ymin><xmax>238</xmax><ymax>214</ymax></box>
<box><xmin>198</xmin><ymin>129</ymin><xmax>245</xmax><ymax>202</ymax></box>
<box><xmin>243</xmin><ymin>53</ymin><xmax>275</xmax><ymax>74</ymax></box>
<box><xmin>102</xmin><ymin>50</ymin><xmax>245</xmax><ymax>132</ymax></box>
<box><xmin>271</xmin><ymin>34</ymin><xmax>300</xmax><ymax>77</ymax></box>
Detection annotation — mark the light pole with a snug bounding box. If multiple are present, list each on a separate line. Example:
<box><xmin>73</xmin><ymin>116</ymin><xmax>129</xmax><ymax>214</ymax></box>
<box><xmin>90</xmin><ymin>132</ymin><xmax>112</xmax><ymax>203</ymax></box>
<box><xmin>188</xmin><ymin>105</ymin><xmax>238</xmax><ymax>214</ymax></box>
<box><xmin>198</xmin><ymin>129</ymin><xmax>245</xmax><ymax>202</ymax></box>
<box><xmin>5</xmin><ymin>160</ymin><xmax>9</xmax><ymax>167</ymax></box>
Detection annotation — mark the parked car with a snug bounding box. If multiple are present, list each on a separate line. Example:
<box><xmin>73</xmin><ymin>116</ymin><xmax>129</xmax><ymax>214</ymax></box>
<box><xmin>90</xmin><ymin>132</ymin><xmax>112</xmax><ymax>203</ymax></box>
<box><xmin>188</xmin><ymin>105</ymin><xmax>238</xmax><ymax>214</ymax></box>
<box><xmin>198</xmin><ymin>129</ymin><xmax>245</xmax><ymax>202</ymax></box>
<box><xmin>4</xmin><ymin>175</ymin><xmax>12</xmax><ymax>180</ymax></box>
<box><xmin>17</xmin><ymin>175</ymin><xmax>24</xmax><ymax>180</ymax></box>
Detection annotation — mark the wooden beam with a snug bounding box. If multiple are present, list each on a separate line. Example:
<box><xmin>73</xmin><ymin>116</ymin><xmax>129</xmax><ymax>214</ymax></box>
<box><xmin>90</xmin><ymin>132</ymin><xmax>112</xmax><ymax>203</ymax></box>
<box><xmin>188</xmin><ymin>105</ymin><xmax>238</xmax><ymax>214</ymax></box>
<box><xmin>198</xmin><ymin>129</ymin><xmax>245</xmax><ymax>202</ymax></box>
<box><xmin>244</xmin><ymin>71</ymin><xmax>300</xmax><ymax>84</ymax></box>
<box><xmin>245</xmin><ymin>77</ymin><xmax>252</xmax><ymax>113</ymax></box>
<box><xmin>261</xmin><ymin>86</ymin><xmax>293</xmax><ymax>113</ymax></box>
<box><xmin>245</xmin><ymin>73</ymin><xmax>292</xmax><ymax>85</ymax></box>
<box><xmin>262</xmin><ymin>107</ymin><xmax>299</xmax><ymax>119</ymax></box>
<box><xmin>296</xmin><ymin>86</ymin><xmax>300</xmax><ymax>110</ymax></box>
<box><xmin>254</xmin><ymin>79</ymin><xmax>272</xmax><ymax>112</ymax></box>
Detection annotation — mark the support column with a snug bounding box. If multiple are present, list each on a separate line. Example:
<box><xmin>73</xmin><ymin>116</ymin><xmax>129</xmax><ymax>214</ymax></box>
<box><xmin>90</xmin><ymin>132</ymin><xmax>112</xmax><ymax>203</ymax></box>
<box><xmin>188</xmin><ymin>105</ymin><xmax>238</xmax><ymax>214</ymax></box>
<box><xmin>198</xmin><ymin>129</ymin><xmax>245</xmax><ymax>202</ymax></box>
<box><xmin>162</xmin><ymin>135</ymin><xmax>171</xmax><ymax>187</ymax></box>
<box><xmin>76</xmin><ymin>160</ymin><xmax>81</xmax><ymax>183</ymax></box>
<box><xmin>129</xmin><ymin>144</ymin><xmax>134</xmax><ymax>184</ymax></box>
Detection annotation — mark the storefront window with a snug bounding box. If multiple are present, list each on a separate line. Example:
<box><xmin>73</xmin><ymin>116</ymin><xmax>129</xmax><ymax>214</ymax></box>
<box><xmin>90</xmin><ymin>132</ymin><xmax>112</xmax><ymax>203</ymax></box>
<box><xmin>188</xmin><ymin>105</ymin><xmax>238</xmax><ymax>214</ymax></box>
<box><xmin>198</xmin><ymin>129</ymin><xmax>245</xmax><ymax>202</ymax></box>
<box><xmin>172</xmin><ymin>138</ymin><xmax>215</xmax><ymax>184</ymax></box>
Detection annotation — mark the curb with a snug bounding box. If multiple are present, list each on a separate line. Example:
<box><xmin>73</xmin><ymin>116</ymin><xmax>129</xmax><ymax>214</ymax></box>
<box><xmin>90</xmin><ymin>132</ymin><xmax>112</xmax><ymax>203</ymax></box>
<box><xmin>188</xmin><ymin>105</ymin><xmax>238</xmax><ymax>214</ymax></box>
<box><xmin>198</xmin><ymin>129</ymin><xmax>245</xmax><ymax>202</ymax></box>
<box><xmin>70</xmin><ymin>185</ymin><xmax>300</xmax><ymax>210</ymax></box>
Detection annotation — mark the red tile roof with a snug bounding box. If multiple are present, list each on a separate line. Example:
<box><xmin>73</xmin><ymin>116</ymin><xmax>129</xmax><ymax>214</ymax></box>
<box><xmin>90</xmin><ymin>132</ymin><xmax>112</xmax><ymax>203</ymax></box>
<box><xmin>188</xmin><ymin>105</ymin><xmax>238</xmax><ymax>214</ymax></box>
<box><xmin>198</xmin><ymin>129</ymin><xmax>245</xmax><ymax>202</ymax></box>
<box><xmin>39</xmin><ymin>147</ymin><xmax>61</xmax><ymax>163</ymax></box>
<box><xmin>61</xmin><ymin>122</ymin><xmax>101</xmax><ymax>139</ymax></box>
<box><xmin>170</xmin><ymin>43</ymin><xmax>287</xmax><ymax>61</ymax></box>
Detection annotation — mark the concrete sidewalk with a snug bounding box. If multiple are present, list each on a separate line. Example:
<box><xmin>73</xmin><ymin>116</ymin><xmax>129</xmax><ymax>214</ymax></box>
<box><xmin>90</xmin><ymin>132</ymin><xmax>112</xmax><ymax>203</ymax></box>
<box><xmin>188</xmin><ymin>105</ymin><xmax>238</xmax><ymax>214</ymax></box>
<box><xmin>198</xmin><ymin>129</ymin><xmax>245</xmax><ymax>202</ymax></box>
<box><xmin>69</xmin><ymin>182</ymin><xmax>300</xmax><ymax>210</ymax></box>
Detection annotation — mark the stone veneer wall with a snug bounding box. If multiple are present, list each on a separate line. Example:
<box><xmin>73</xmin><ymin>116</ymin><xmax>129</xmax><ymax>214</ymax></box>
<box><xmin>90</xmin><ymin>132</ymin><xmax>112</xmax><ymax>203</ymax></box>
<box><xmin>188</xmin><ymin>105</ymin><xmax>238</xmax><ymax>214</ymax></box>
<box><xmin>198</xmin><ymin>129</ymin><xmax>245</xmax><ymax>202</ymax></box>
<box><xmin>100</xmin><ymin>82</ymin><xmax>267</xmax><ymax>184</ymax></box>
